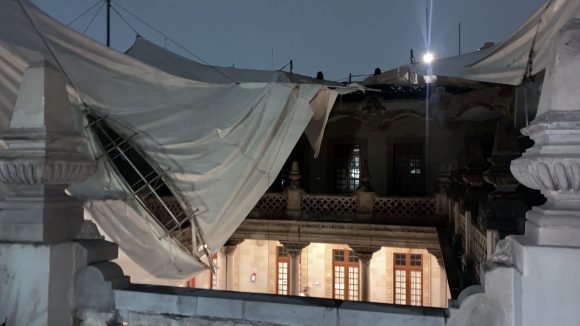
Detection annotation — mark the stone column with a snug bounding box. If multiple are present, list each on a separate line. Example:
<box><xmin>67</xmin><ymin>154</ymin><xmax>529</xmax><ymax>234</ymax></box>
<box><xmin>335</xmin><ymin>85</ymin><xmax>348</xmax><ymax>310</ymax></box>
<box><xmin>222</xmin><ymin>239</ymin><xmax>243</xmax><ymax>291</ymax></box>
<box><xmin>351</xmin><ymin>246</ymin><xmax>380</xmax><ymax>301</ymax></box>
<box><xmin>449</xmin><ymin>19</ymin><xmax>580</xmax><ymax>326</ymax></box>
<box><xmin>281</xmin><ymin>241</ymin><xmax>309</xmax><ymax>295</ymax></box>
<box><xmin>0</xmin><ymin>62</ymin><xmax>125</xmax><ymax>325</ymax></box>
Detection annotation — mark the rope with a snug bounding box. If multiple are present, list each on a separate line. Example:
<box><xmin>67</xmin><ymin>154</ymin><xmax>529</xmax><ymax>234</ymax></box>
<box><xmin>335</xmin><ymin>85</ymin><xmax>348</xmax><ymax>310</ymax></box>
<box><xmin>16</xmin><ymin>0</ymin><xmax>85</xmax><ymax>107</ymax></box>
<box><xmin>66</xmin><ymin>0</ymin><xmax>103</xmax><ymax>26</ymax></box>
<box><xmin>523</xmin><ymin>19</ymin><xmax>542</xmax><ymax>81</ymax></box>
<box><xmin>278</xmin><ymin>61</ymin><xmax>291</xmax><ymax>71</ymax></box>
<box><xmin>112</xmin><ymin>2</ymin><xmax>238</xmax><ymax>84</ymax></box>
<box><xmin>522</xmin><ymin>0</ymin><xmax>552</xmax><ymax>82</ymax></box>
<box><xmin>110</xmin><ymin>5</ymin><xmax>139</xmax><ymax>36</ymax></box>
<box><xmin>82</xmin><ymin>1</ymin><xmax>105</xmax><ymax>35</ymax></box>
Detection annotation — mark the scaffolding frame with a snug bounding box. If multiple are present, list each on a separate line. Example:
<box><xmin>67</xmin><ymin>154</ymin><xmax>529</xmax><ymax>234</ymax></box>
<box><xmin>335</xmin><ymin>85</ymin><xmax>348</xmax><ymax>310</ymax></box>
<box><xmin>84</xmin><ymin>110</ymin><xmax>217</xmax><ymax>274</ymax></box>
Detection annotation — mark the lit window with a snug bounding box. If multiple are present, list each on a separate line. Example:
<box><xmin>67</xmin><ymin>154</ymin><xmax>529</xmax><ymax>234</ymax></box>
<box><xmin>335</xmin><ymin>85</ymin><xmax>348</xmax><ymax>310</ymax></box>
<box><xmin>393</xmin><ymin>253</ymin><xmax>423</xmax><ymax>306</ymax></box>
<box><xmin>277</xmin><ymin>246</ymin><xmax>290</xmax><ymax>295</ymax></box>
<box><xmin>333</xmin><ymin>249</ymin><xmax>359</xmax><ymax>300</ymax></box>
<box><xmin>335</xmin><ymin>145</ymin><xmax>361</xmax><ymax>193</ymax></box>
<box><xmin>409</xmin><ymin>159</ymin><xmax>422</xmax><ymax>174</ymax></box>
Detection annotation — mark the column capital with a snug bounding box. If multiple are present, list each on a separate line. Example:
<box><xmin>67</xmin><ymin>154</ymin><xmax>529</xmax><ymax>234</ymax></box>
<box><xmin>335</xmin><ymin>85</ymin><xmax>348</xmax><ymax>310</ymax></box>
<box><xmin>280</xmin><ymin>241</ymin><xmax>309</xmax><ymax>257</ymax></box>
<box><xmin>350</xmin><ymin>246</ymin><xmax>380</xmax><ymax>263</ymax></box>
<box><xmin>222</xmin><ymin>239</ymin><xmax>244</xmax><ymax>255</ymax></box>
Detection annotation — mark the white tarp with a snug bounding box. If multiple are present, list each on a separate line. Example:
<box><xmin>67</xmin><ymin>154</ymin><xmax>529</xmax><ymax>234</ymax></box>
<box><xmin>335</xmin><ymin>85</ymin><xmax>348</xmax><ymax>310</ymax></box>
<box><xmin>0</xmin><ymin>0</ymin><xmax>341</xmax><ymax>282</ymax></box>
<box><xmin>126</xmin><ymin>36</ymin><xmax>326</xmax><ymax>85</ymax></box>
<box><xmin>410</xmin><ymin>0</ymin><xmax>580</xmax><ymax>85</ymax></box>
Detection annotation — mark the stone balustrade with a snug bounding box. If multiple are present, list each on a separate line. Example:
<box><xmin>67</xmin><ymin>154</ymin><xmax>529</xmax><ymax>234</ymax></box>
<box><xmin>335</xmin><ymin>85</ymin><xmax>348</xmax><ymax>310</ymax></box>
<box><xmin>248</xmin><ymin>192</ymin><xmax>439</xmax><ymax>223</ymax></box>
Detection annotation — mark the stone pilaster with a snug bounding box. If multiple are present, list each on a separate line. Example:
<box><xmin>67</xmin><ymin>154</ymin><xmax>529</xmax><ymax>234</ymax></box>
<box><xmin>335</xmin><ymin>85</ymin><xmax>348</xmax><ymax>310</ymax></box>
<box><xmin>281</xmin><ymin>241</ymin><xmax>309</xmax><ymax>295</ymax></box>
<box><xmin>222</xmin><ymin>239</ymin><xmax>243</xmax><ymax>291</ymax></box>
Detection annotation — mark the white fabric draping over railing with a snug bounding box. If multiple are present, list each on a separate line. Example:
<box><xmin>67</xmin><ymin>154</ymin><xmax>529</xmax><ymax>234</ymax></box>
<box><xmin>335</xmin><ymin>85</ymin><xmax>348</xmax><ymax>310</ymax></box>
<box><xmin>0</xmin><ymin>0</ymin><xmax>342</xmax><ymax>283</ymax></box>
<box><xmin>409</xmin><ymin>0</ymin><xmax>580</xmax><ymax>85</ymax></box>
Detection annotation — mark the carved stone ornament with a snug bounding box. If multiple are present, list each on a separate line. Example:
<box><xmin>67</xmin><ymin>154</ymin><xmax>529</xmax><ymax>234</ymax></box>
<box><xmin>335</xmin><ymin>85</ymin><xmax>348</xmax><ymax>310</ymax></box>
<box><xmin>0</xmin><ymin>62</ymin><xmax>96</xmax><ymax>189</ymax></box>
<box><xmin>487</xmin><ymin>239</ymin><xmax>513</xmax><ymax>267</ymax></box>
<box><xmin>510</xmin><ymin>19</ymin><xmax>580</xmax><ymax>246</ymax></box>
<box><xmin>0</xmin><ymin>159</ymin><xmax>96</xmax><ymax>185</ymax></box>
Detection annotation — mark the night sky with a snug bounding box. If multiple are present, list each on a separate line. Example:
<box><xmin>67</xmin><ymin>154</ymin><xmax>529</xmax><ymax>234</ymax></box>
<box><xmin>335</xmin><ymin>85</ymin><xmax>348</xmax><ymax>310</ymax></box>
<box><xmin>31</xmin><ymin>0</ymin><xmax>546</xmax><ymax>81</ymax></box>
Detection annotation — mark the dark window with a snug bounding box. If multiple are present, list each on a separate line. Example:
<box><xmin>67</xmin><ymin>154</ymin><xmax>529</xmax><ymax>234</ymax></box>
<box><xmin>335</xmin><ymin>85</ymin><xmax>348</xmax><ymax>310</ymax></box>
<box><xmin>393</xmin><ymin>143</ymin><xmax>425</xmax><ymax>196</ymax></box>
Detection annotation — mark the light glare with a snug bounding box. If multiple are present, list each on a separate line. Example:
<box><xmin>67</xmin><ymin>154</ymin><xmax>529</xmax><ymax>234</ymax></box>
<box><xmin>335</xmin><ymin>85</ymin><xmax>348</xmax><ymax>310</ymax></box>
<box><xmin>423</xmin><ymin>52</ymin><xmax>434</xmax><ymax>64</ymax></box>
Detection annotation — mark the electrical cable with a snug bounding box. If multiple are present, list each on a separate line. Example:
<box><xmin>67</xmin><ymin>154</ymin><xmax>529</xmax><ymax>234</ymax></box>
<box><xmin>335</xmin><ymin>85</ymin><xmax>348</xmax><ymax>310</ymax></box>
<box><xmin>82</xmin><ymin>1</ymin><xmax>105</xmax><ymax>35</ymax></box>
<box><xmin>110</xmin><ymin>5</ymin><xmax>139</xmax><ymax>36</ymax></box>
<box><xmin>66</xmin><ymin>0</ymin><xmax>103</xmax><ymax>26</ymax></box>
<box><xmin>16</xmin><ymin>0</ymin><xmax>85</xmax><ymax>106</ymax></box>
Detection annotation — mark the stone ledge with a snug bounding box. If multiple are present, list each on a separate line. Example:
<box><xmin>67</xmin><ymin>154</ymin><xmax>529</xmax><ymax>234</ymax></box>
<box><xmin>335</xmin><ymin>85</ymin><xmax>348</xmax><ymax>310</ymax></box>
<box><xmin>113</xmin><ymin>284</ymin><xmax>447</xmax><ymax>326</ymax></box>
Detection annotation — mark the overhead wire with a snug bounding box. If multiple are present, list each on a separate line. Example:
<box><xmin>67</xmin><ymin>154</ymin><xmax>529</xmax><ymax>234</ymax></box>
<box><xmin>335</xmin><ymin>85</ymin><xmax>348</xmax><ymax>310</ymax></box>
<box><xmin>66</xmin><ymin>0</ymin><xmax>103</xmax><ymax>26</ymax></box>
<box><xmin>110</xmin><ymin>5</ymin><xmax>139</xmax><ymax>36</ymax></box>
<box><xmin>16</xmin><ymin>0</ymin><xmax>85</xmax><ymax>107</ymax></box>
<box><xmin>82</xmin><ymin>1</ymin><xmax>105</xmax><ymax>35</ymax></box>
<box><xmin>112</xmin><ymin>1</ymin><xmax>238</xmax><ymax>84</ymax></box>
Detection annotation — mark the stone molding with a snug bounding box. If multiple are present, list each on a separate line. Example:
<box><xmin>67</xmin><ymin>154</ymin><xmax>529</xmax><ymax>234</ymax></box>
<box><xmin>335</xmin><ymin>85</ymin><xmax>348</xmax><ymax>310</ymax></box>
<box><xmin>0</xmin><ymin>160</ymin><xmax>96</xmax><ymax>185</ymax></box>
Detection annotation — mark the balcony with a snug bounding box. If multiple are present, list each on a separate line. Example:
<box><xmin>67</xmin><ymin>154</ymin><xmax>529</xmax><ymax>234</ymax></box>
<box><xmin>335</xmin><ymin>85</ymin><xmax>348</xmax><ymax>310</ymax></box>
<box><xmin>248</xmin><ymin>191</ymin><xmax>442</xmax><ymax>226</ymax></box>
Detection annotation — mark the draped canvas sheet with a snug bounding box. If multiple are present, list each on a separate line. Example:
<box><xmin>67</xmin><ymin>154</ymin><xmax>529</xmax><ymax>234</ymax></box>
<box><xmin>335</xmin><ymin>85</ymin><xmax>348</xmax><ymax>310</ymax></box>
<box><xmin>0</xmin><ymin>0</ymin><xmax>340</xmax><ymax>281</ymax></box>
<box><xmin>125</xmin><ymin>36</ymin><xmax>341</xmax><ymax>156</ymax></box>
<box><xmin>126</xmin><ymin>36</ymin><xmax>325</xmax><ymax>84</ymax></box>
<box><xmin>410</xmin><ymin>0</ymin><xmax>580</xmax><ymax>85</ymax></box>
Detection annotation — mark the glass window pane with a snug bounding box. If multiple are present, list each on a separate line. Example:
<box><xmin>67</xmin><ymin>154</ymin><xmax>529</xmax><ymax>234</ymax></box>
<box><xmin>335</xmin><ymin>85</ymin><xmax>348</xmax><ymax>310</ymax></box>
<box><xmin>395</xmin><ymin>253</ymin><xmax>406</xmax><ymax>266</ymax></box>
<box><xmin>334</xmin><ymin>250</ymin><xmax>345</xmax><ymax>262</ymax></box>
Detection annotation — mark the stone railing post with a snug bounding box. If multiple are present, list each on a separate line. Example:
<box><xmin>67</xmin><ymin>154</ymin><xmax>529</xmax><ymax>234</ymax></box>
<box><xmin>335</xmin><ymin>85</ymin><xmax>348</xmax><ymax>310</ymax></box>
<box><xmin>0</xmin><ymin>62</ymin><xmax>125</xmax><ymax>325</ymax></box>
<box><xmin>354</xmin><ymin>160</ymin><xmax>374</xmax><ymax>222</ymax></box>
<box><xmin>285</xmin><ymin>161</ymin><xmax>303</xmax><ymax>218</ymax></box>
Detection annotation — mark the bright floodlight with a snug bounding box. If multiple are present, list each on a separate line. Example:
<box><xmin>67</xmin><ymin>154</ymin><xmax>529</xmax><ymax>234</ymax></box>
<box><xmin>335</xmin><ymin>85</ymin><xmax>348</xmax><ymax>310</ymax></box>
<box><xmin>423</xmin><ymin>52</ymin><xmax>434</xmax><ymax>64</ymax></box>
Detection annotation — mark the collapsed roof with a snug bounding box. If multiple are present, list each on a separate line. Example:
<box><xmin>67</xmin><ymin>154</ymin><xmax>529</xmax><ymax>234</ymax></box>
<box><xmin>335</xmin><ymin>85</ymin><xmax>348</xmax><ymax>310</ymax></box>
<box><xmin>0</xmin><ymin>0</ymin><xmax>342</xmax><ymax>284</ymax></box>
